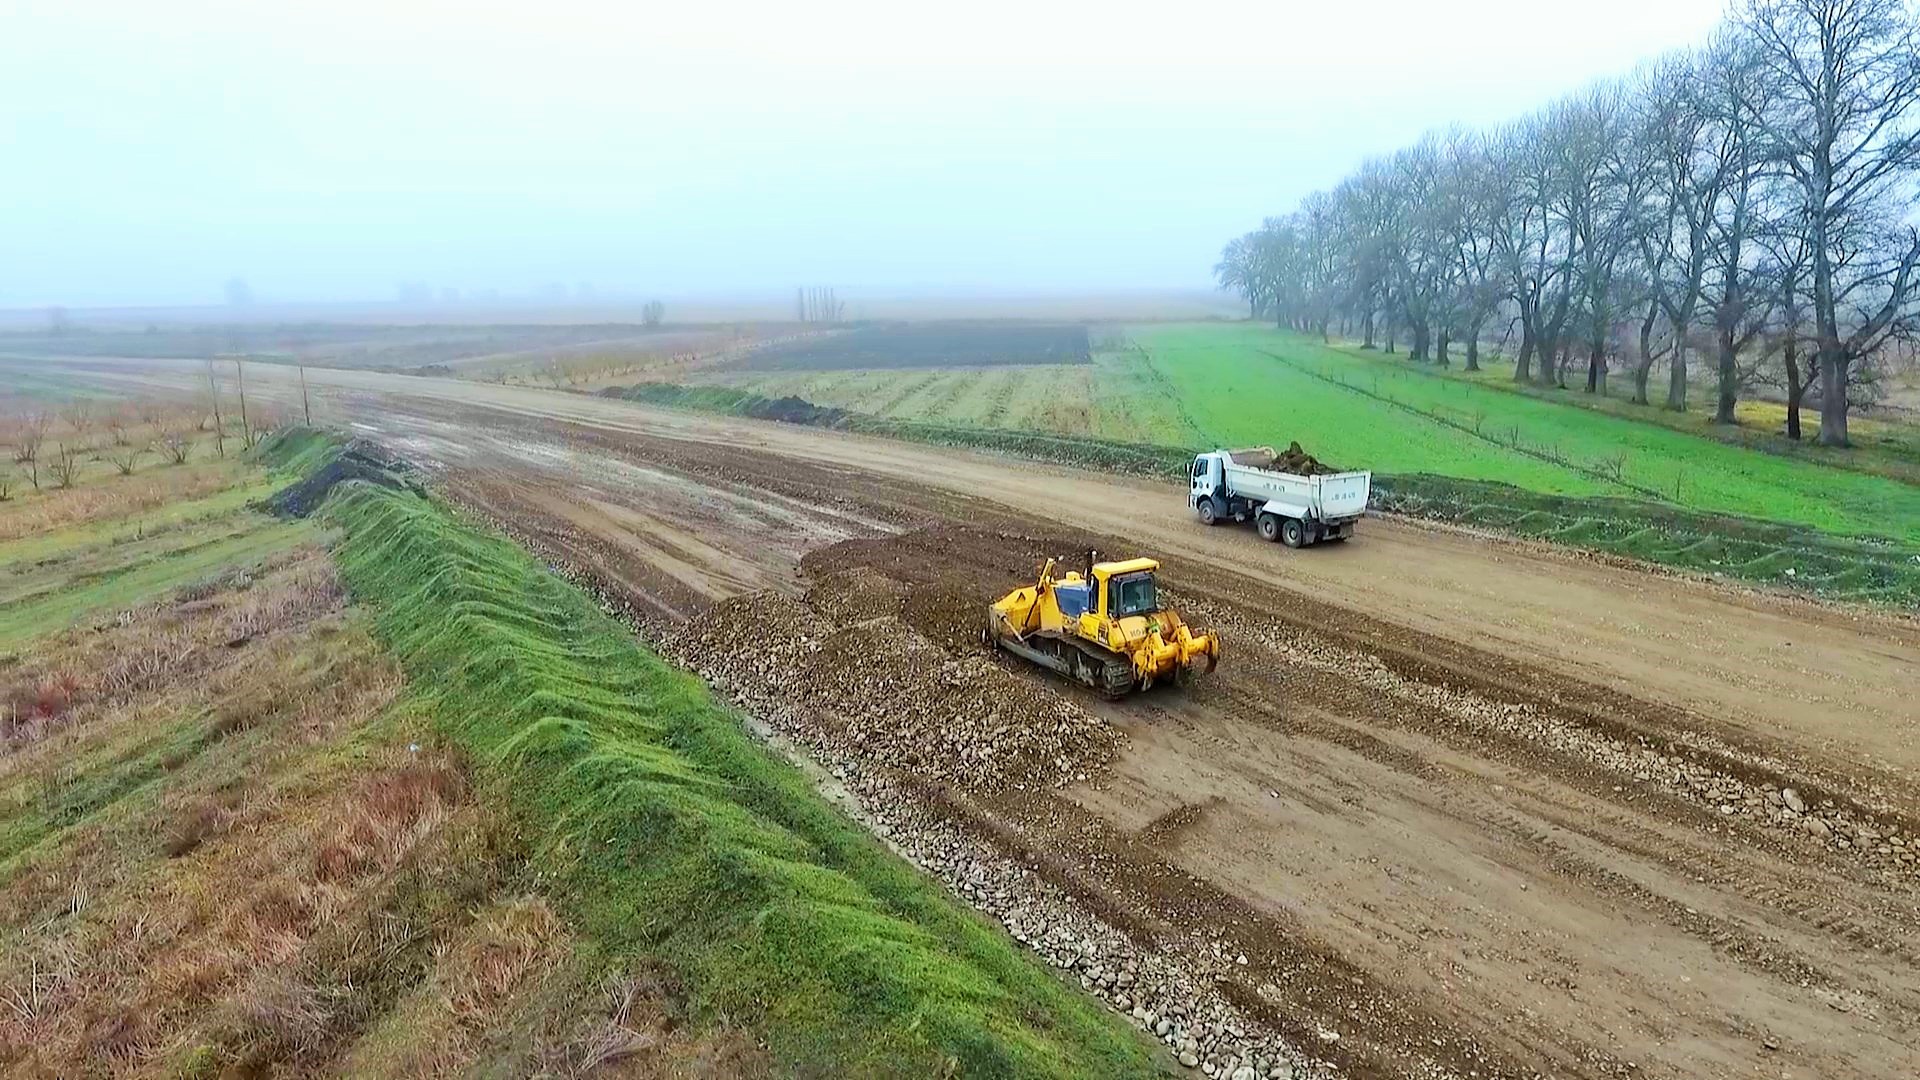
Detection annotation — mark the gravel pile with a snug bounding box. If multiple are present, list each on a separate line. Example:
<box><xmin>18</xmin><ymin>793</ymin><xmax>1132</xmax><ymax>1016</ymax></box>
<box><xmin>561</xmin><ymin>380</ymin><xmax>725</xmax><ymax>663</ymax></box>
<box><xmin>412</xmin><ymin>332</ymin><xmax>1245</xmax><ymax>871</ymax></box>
<box><xmin>667</xmin><ymin>583</ymin><xmax>1118</xmax><ymax>790</ymax></box>
<box><xmin>668</xmin><ymin>640</ymin><xmax>1332</xmax><ymax>1079</ymax></box>
<box><xmin>660</xmin><ymin>578</ymin><xmax>1350</xmax><ymax>1076</ymax></box>
<box><xmin>896</xmin><ymin>807</ymin><xmax>1324</xmax><ymax>1080</ymax></box>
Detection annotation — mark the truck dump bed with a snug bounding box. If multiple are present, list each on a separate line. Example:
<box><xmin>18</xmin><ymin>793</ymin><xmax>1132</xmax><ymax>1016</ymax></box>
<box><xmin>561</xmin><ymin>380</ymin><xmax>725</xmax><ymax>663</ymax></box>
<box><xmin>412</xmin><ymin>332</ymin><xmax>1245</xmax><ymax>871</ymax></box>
<box><xmin>1220</xmin><ymin>460</ymin><xmax>1371</xmax><ymax>520</ymax></box>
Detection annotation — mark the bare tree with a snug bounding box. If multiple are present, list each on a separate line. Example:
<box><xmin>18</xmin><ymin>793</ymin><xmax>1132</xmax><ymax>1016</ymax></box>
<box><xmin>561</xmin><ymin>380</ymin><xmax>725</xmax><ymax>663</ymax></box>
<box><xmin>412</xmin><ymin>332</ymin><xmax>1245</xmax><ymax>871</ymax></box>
<box><xmin>155</xmin><ymin>430</ymin><xmax>194</xmax><ymax>465</ymax></box>
<box><xmin>1750</xmin><ymin>219</ymin><xmax>1823</xmax><ymax>437</ymax></box>
<box><xmin>11</xmin><ymin>413</ymin><xmax>45</xmax><ymax>469</ymax></box>
<box><xmin>204</xmin><ymin>360</ymin><xmax>226</xmax><ymax>458</ymax></box>
<box><xmin>1566</xmin><ymin>81</ymin><xmax>1647</xmax><ymax>395</ymax></box>
<box><xmin>233</xmin><ymin>359</ymin><xmax>256</xmax><ymax>450</ymax></box>
<box><xmin>1389</xmin><ymin>138</ymin><xmax>1455</xmax><ymax>363</ymax></box>
<box><xmin>47</xmin><ymin>443</ymin><xmax>82</xmax><ymax>489</ymax></box>
<box><xmin>14</xmin><ymin>416</ymin><xmax>45</xmax><ymax>492</ymax></box>
<box><xmin>1743</xmin><ymin>0</ymin><xmax>1920</xmax><ymax>445</ymax></box>
<box><xmin>1681</xmin><ymin>29</ymin><xmax>1784</xmax><ymax>424</ymax></box>
<box><xmin>0</xmin><ymin>467</ymin><xmax>12</xmax><ymax>502</ymax></box>
<box><xmin>1486</xmin><ymin>114</ymin><xmax>1582</xmax><ymax>384</ymax></box>
<box><xmin>1634</xmin><ymin>53</ymin><xmax>1720</xmax><ymax>410</ymax></box>
<box><xmin>61</xmin><ymin>401</ymin><xmax>94</xmax><ymax>441</ymax></box>
<box><xmin>796</xmin><ymin>286</ymin><xmax>845</xmax><ymax>324</ymax></box>
<box><xmin>1439</xmin><ymin>130</ymin><xmax>1506</xmax><ymax>369</ymax></box>
<box><xmin>641</xmin><ymin>300</ymin><xmax>665</xmax><ymax>327</ymax></box>
<box><xmin>106</xmin><ymin>444</ymin><xmax>143</xmax><ymax>476</ymax></box>
<box><xmin>1333</xmin><ymin>165</ymin><xmax>1403</xmax><ymax>349</ymax></box>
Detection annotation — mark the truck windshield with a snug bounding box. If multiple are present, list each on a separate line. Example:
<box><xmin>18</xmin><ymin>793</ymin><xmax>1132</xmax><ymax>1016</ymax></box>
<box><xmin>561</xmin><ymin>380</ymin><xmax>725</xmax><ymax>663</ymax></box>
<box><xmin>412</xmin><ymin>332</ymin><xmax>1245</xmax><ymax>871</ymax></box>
<box><xmin>1111</xmin><ymin>572</ymin><xmax>1157</xmax><ymax>617</ymax></box>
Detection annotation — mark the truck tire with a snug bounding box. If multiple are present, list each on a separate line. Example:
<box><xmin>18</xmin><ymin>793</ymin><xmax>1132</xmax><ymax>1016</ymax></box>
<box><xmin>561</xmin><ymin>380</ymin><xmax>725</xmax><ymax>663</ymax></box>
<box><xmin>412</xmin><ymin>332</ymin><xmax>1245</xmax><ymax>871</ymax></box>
<box><xmin>1256</xmin><ymin>513</ymin><xmax>1281</xmax><ymax>542</ymax></box>
<box><xmin>1280</xmin><ymin>517</ymin><xmax>1306</xmax><ymax>548</ymax></box>
<box><xmin>1197</xmin><ymin>498</ymin><xmax>1219</xmax><ymax>526</ymax></box>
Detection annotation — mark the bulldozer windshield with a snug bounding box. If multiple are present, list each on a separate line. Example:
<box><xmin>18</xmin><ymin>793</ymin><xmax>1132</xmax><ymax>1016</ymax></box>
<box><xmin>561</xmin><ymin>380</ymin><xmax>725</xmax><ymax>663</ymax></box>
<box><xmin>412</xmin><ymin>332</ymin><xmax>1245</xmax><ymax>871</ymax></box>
<box><xmin>1110</xmin><ymin>571</ymin><xmax>1157</xmax><ymax>617</ymax></box>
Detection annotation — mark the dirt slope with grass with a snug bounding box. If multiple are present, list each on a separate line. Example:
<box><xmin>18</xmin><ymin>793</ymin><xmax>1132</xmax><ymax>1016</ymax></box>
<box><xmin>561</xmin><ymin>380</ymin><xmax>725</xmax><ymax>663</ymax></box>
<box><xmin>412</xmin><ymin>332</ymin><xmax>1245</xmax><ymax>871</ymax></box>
<box><xmin>0</xmin><ymin>432</ymin><xmax>1165</xmax><ymax>1078</ymax></box>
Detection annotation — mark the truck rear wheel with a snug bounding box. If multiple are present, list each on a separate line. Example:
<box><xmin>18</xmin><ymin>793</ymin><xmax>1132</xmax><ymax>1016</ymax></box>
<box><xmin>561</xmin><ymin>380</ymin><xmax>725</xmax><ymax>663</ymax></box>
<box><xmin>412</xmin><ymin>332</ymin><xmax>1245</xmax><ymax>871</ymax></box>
<box><xmin>1256</xmin><ymin>513</ymin><xmax>1281</xmax><ymax>542</ymax></box>
<box><xmin>1197</xmin><ymin>499</ymin><xmax>1219</xmax><ymax>526</ymax></box>
<box><xmin>1280</xmin><ymin>518</ymin><xmax>1306</xmax><ymax>548</ymax></box>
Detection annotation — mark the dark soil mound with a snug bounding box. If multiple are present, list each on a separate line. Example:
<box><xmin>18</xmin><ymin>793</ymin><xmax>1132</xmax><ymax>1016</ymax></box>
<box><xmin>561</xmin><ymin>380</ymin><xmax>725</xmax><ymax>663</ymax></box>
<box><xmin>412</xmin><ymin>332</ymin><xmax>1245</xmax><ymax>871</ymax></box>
<box><xmin>1269</xmin><ymin>440</ymin><xmax>1338</xmax><ymax>476</ymax></box>
<box><xmin>265</xmin><ymin>441</ymin><xmax>412</xmax><ymax>518</ymax></box>
<box><xmin>753</xmin><ymin>395</ymin><xmax>850</xmax><ymax>426</ymax></box>
<box><xmin>1228</xmin><ymin>442</ymin><xmax>1340</xmax><ymax>475</ymax></box>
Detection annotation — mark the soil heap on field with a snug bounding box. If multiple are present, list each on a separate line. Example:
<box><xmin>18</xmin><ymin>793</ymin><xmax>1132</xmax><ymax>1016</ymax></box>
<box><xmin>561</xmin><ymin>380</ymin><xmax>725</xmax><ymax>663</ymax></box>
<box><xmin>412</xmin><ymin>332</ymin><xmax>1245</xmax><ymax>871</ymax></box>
<box><xmin>666</xmin><ymin>574</ymin><xmax>1117</xmax><ymax>790</ymax></box>
<box><xmin>265</xmin><ymin>439</ymin><xmax>414</xmax><ymax>518</ymax></box>
<box><xmin>1230</xmin><ymin>441</ymin><xmax>1338</xmax><ymax>476</ymax></box>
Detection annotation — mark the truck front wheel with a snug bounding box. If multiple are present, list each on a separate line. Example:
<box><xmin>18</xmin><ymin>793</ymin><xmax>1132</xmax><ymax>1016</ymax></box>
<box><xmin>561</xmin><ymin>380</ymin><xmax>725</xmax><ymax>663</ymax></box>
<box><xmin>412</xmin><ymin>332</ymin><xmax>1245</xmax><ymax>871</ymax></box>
<box><xmin>1197</xmin><ymin>499</ymin><xmax>1219</xmax><ymax>526</ymax></box>
<box><xmin>1280</xmin><ymin>518</ymin><xmax>1306</xmax><ymax>548</ymax></box>
<box><xmin>1256</xmin><ymin>513</ymin><xmax>1281</xmax><ymax>542</ymax></box>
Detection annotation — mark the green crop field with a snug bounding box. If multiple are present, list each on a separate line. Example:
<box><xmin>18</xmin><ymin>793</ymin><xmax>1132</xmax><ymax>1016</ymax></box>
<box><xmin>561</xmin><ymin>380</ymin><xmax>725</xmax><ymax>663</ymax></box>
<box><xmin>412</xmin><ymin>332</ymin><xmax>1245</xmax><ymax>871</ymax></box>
<box><xmin>1129</xmin><ymin>325</ymin><xmax>1920</xmax><ymax>543</ymax></box>
<box><xmin>700</xmin><ymin>323</ymin><xmax>1920</xmax><ymax>545</ymax></box>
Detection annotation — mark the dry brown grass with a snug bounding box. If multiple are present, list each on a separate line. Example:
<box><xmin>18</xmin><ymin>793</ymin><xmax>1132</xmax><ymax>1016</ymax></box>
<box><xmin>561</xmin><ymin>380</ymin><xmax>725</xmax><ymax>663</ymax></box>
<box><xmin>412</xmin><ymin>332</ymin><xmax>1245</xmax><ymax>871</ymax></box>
<box><xmin>0</xmin><ymin>439</ymin><xmax>772</xmax><ymax>1079</ymax></box>
<box><xmin>528</xmin><ymin>969</ymin><xmax>773</xmax><ymax>1080</ymax></box>
<box><xmin>333</xmin><ymin>896</ymin><xmax>572</xmax><ymax>1077</ymax></box>
<box><xmin>0</xmin><ymin>548</ymin><xmax>346</xmax><ymax>756</ymax></box>
<box><xmin>0</xmin><ymin>747</ymin><xmax>467</xmax><ymax>1072</ymax></box>
<box><xmin>0</xmin><ymin>458</ymin><xmax>249</xmax><ymax>542</ymax></box>
<box><xmin>0</xmin><ymin>540</ymin><xmax>419</xmax><ymax>1077</ymax></box>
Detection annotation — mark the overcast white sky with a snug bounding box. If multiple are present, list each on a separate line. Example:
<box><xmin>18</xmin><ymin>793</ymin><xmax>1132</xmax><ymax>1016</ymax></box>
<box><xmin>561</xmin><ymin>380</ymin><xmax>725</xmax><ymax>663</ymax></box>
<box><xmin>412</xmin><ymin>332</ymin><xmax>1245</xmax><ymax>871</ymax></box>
<box><xmin>1</xmin><ymin>0</ymin><xmax>1730</xmax><ymax>308</ymax></box>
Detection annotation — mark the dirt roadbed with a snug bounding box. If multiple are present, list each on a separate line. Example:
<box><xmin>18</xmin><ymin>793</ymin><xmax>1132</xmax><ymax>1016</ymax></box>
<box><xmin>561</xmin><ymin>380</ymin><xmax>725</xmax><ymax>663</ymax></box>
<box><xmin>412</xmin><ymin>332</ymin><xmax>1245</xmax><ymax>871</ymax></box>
<box><xmin>49</xmin><ymin>359</ymin><xmax>1920</xmax><ymax>1079</ymax></box>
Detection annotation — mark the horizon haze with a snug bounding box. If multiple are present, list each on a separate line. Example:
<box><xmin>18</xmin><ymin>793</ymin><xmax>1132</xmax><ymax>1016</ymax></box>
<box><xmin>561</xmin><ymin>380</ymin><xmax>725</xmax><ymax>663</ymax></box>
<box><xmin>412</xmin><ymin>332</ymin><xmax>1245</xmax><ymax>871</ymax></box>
<box><xmin>5</xmin><ymin>0</ymin><xmax>1726</xmax><ymax>310</ymax></box>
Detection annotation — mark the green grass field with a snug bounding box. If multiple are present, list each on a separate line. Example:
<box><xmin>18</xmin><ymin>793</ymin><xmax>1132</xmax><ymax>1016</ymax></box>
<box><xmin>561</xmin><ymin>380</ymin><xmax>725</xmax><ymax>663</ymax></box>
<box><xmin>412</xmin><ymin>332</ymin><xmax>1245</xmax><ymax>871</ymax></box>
<box><xmin>1372</xmin><ymin>338</ymin><xmax>1920</xmax><ymax>484</ymax></box>
<box><xmin>1134</xmin><ymin>324</ymin><xmax>1920</xmax><ymax>544</ymax></box>
<box><xmin>706</xmin><ymin>323</ymin><xmax>1920</xmax><ymax>546</ymax></box>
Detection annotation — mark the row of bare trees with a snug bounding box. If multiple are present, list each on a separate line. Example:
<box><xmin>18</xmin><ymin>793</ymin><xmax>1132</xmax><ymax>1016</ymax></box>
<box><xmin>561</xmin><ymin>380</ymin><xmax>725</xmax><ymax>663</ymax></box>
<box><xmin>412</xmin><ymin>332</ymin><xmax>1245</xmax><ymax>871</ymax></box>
<box><xmin>3</xmin><ymin>407</ymin><xmax>205</xmax><ymax>496</ymax></box>
<box><xmin>0</xmin><ymin>360</ymin><xmax>297</xmax><ymax>498</ymax></box>
<box><xmin>1217</xmin><ymin>0</ymin><xmax>1920</xmax><ymax>446</ymax></box>
<box><xmin>795</xmin><ymin>286</ymin><xmax>845</xmax><ymax>324</ymax></box>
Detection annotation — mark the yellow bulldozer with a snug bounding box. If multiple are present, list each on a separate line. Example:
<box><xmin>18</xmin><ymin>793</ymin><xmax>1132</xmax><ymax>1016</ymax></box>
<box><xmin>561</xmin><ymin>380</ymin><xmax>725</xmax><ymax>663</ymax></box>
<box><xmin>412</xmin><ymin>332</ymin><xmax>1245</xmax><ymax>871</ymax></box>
<box><xmin>984</xmin><ymin>553</ymin><xmax>1219</xmax><ymax>696</ymax></box>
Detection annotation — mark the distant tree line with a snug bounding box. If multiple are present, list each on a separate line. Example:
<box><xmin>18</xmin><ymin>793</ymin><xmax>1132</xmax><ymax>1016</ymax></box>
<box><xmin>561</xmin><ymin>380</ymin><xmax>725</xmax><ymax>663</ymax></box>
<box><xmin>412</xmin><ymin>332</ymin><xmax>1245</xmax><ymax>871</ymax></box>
<box><xmin>796</xmin><ymin>286</ymin><xmax>845</xmax><ymax>324</ymax></box>
<box><xmin>1217</xmin><ymin>0</ymin><xmax>1920</xmax><ymax>446</ymax></box>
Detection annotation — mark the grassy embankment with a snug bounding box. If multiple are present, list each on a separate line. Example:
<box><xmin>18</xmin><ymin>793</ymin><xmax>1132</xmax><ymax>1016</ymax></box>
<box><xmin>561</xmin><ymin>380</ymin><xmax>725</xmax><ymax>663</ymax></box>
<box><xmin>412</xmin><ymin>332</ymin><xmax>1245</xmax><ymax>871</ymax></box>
<box><xmin>324</xmin><ymin>461</ymin><xmax>1159</xmax><ymax>1076</ymax></box>
<box><xmin>609</xmin><ymin>323</ymin><xmax>1920</xmax><ymax>604</ymax></box>
<box><xmin>0</xmin><ymin>427</ymin><xmax>1160</xmax><ymax>1076</ymax></box>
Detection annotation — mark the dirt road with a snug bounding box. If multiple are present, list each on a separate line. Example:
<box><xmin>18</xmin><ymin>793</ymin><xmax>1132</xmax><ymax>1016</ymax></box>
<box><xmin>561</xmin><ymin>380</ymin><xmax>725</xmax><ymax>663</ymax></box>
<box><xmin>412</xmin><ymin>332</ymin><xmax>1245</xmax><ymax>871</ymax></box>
<box><xmin>35</xmin><ymin>356</ymin><xmax>1920</xmax><ymax>1079</ymax></box>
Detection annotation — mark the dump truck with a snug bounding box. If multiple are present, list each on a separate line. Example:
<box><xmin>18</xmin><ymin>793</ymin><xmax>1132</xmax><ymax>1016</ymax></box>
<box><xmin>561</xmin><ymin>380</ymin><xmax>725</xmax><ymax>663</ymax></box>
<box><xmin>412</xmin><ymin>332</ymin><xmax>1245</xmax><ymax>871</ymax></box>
<box><xmin>1188</xmin><ymin>446</ymin><xmax>1371</xmax><ymax>547</ymax></box>
<box><xmin>984</xmin><ymin>553</ymin><xmax>1219</xmax><ymax>696</ymax></box>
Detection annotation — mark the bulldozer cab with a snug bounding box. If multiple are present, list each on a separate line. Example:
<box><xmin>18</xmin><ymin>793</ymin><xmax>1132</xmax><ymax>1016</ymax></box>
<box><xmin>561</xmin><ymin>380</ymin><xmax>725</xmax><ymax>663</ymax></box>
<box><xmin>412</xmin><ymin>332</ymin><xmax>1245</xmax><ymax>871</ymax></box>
<box><xmin>1109</xmin><ymin>571</ymin><xmax>1157</xmax><ymax>617</ymax></box>
<box><xmin>1091</xmin><ymin>557</ymin><xmax>1160</xmax><ymax>619</ymax></box>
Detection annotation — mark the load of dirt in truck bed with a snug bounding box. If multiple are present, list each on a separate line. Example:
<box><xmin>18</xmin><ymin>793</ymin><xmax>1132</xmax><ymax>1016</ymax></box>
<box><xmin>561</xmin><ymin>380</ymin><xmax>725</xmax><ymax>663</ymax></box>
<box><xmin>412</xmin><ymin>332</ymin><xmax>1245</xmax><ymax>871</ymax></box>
<box><xmin>665</xmin><ymin>578</ymin><xmax>1117</xmax><ymax>790</ymax></box>
<box><xmin>1231</xmin><ymin>441</ymin><xmax>1339</xmax><ymax>476</ymax></box>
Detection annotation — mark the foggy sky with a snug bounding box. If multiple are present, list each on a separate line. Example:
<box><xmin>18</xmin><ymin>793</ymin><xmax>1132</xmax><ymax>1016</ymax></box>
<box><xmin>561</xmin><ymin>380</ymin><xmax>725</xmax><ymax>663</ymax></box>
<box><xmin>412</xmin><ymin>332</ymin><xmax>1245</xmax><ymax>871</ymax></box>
<box><xmin>3</xmin><ymin>0</ymin><xmax>1729</xmax><ymax>309</ymax></box>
